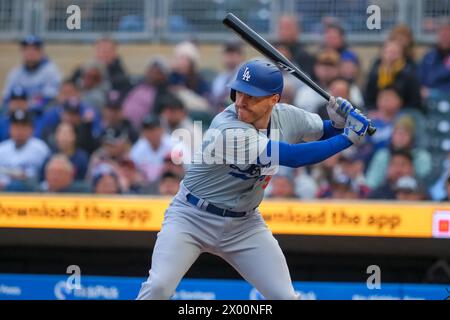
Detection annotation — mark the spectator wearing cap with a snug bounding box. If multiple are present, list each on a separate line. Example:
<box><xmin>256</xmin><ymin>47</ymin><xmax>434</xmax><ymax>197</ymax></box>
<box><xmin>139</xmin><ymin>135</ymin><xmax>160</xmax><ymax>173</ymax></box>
<box><xmin>122</xmin><ymin>56</ymin><xmax>176</xmax><ymax>128</ymax></box>
<box><xmin>39</xmin><ymin>154</ymin><xmax>89</xmax><ymax>193</ymax></box>
<box><xmin>158</xmin><ymin>94</ymin><xmax>202</xmax><ymax>163</ymax></box>
<box><xmin>419</xmin><ymin>21</ymin><xmax>450</xmax><ymax>98</ymax></box>
<box><xmin>366</xmin><ymin>116</ymin><xmax>431</xmax><ymax>190</ymax></box>
<box><xmin>130</xmin><ymin>115</ymin><xmax>174</xmax><ymax>185</ymax></box>
<box><xmin>0</xmin><ymin>110</ymin><xmax>50</xmax><ymax>192</ymax></box>
<box><xmin>38</xmin><ymin>96</ymin><xmax>102</xmax><ymax>154</ymax></box>
<box><xmin>88</xmin><ymin>126</ymin><xmax>144</xmax><ymax>194</ymax></box>
<box><xmin>0</xmin><ymin>86</ymin><xmax>43</xmax><ymax>142</ymax></box>
<box><xmin>276</xmin><ymin>15</ymin><xmax>315</xmax><ymax>78</ymax></box>
<box><xmin>369</xmin><ymin>149</ymin><xmax>416</xmax><ymax>200</ymax></box>
<box><xmin>90</xmin><ymin>163</ymin><xmax>122</xmax><ymax>194</ymax></box>
<box><xmin>2</xmin><ymin>35</ymin><xmax>62</xmax><ymax>112</ymax></box>
<box><xmin>365</xmin><ymin>39</ymin><xmax>422</xmax><ymax>111</ymax></box>
<box><xmin>100</xmin><ymin>90</ymin><xmax>139</xmax><ymax>144</ymax></box>
<box><xmin>71</xmin><ymin>36</ymin><xmax>131</xmax><ymax>96</ymax></box>
<box><xmin>294</xmin><ymin>49</ymin><xmax>340</xmax><ymax>113</ymax></box>
<box><xmin>394</xmin><ymin>176</ymin><xmax>428</xmax><ymax>201</ymax></box>
<box><xmin>211</xmin><ymin>41</ymin><xmax>245</xmax><ymax>112</ymax></box>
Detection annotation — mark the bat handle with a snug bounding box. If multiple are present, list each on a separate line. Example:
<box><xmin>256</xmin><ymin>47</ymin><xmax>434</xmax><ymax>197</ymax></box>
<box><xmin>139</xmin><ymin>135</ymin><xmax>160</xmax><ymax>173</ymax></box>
<box><xmin>367</xmin><ymin>123</ymin><xmax>377</xmax><ymax>136</ymax></box>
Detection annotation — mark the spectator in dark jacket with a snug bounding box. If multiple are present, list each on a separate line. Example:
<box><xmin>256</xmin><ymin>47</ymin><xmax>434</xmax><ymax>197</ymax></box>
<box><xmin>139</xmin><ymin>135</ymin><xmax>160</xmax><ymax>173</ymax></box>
<box><xmin>419</xmin><ymin>22</ymin><xmax>450</xmax><ymax>98</ymax></box>
<box><xmin>365</xmin><ymin>39</ymin><xmax>422</xmax><ymax>111</ymax></box>
<box><xmin>71</xmin><ymin>37</ymin><xmax>131</xmax><ymax>95</ymax></box>
<box><xmin>369</xmin><ymin>149</ymin><xmax>416</xmax><ymax>200</ymax></box>
<box><xmin>276</xmin><ymin>15</ymin><xmax>315</xmax><ymax>78</ymax></box>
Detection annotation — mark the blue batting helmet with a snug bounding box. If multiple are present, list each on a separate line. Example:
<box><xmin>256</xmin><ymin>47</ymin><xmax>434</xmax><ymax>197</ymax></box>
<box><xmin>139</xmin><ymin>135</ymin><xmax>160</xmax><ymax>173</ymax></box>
<box><xmin>227</xmin><ymin>59</ymin><xmax>283</xmax><ymax>101</ymax></box>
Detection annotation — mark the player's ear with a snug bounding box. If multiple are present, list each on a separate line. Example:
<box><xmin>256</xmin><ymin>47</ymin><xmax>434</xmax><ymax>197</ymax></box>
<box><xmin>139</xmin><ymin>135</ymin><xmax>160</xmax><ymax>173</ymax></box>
<box><xmin>270</xmin><ymin>94</ymin><xmax>280</xmax><ymax>106</ymax></box>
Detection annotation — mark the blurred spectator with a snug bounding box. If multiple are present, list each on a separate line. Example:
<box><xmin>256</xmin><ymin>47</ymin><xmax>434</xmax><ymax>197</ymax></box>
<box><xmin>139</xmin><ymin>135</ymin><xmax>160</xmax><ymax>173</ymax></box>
<box><xmin>318</xmin><ymin>148</ymin><xmax>369</xmax><ymax>199</ymax></box>
<box><xmin>130</xmin><ymin>115</ymin><xmax>173</xmax><ymax>185</ymax></box>
<box><xmin>317</xmin><ymin>77</ymin><xmax>364</xmax><ymax>119</ymax></box>
<box><xmin>294</xmin><ymin>49</ymin><xmax>340</xmax><ymax>113</ymax></box>
<box><xmin>394</xmin><ymin>176</ymin><xmax>428</xmax><ymax>201</ymax></box>
<box><xmin>361</xmin><ymin>87</ymin><xmax>404</xmax><ymax>162</ymax></box>
<box><xmin>52</xmin><ymin>122</ymin><xmax>89</xmax><ymax>181</ymax></box>
<box><xmin>388</xmin><ymin>25</ymin><xmax>416</xmax><ymax>66</ymax></box>
<box><xmin>158</xmin><ymin>171</ymin><xmax>182</xmax><ymax>196</ymax></box>
<box><xmin>318</xmin><ymin>172</ymin><xmax>359</xmax><ymax>200</ymax></box>
<box><xmin>77</xmin><ymin>61</ymin><xmax>109</xmax><ymax>112</ymax></box>
<box><xmin>169</xmin><ymin>41</ymin><xmax>210</xmax><ymax>111</ymax></box>
<box><xmin>88</xmin><ymin>126</ymin><xmax>144</xmax><ymax>193</ymax></box>
<box><xmin>71</xmin><ymin>36</ymin><xmax>131</xmax><ymax>95</ymax></box>
<box><xmin>39</xmin><ymin>154</ymin><xmax>88</xmax><ymax>193</ymax></box>
<box><xmin>91</xmin><ymin>163</ymin><xmax>122</xmax><ymax>194</ymax></box>
<box><xmin>339</xmin><ymin>51</ymin><xmax>365</xmax><ymax>107</ymax></box>
<box><xmin>211</xmin><ymin>41</ymin><xmax>245</xmax><ymax>111</ymax></box>
<box><xmin>2</xmin><ymin>35</ymin><xmax>62</xmax><ymax>113</ymax></box>
<box><xmin>276</xmin><ymin>15</ymin><xmax>315</xmax><ymax>78</ymax></box>
<box><xmin>444</xmin><ymin>176</ymin><xmax>450</xmax><ymax>201</ymax></box>
<box><xmin>122</xmin><ymin>57</ymin><xmax>174</xmax><ymax>128</ymax></box>
<box><xmin>101</xmin><ymin>90</ymin><xmax>139</xmax><ymax>144</ymax></box>
<box><xmin>365</xmin><ymin>39</ymin><xmax>422</xmax><ymax>110</ymax></box>
<box><xmin>311</xmin><ymin>153</ymin><xmax>343</xmax><ymax>194</ymax></box>
<box><xmin>322</xmin><ymin>23</ymin><xmax>358</xmax><ymax>61</ymax></box>
<box><xmin>38</xmin><ymin>96</ymin><xmax>102</xmax><ymax>154</ymax></box>
<box><xmin>429</xmin><ymin>151</ymin><xmax>450</xmax><ymax>201</ymax></box>
<box><xmin>369</xmin><ymin>149</ymin><xmax>416</xmax><ymax>199</ymax></box>
<box><xmin>274</xmin><ymin>42</ymin><xmax>305</xmax><ymax>104</ymax></box>
<box><xmin>419</xmin><ymin>22</ymin><xmax>450</xmax><ymax>98</ymax></box>
<box><xmin>0</xmin><ymin>86</ymin><xmax>44</xmax><ymax>141</ymax></box>
<box><xmin>366</xmin><ymin>116</ymin><xmax>431</xmax><ymax>190</ymax></box>
<box><xmin>294</xmin><ymin>167</ymin><xmax>318</xmax><ymax>200</ymax></box>
<box><xmin>0</xmin><ymin>110</ymin><xmax>50</xmax><ymax>192</ymax></box>
<box><xmin>268</xmin><ymin>174</ymin><xmax>296</xmax><ymax>198</ymax></box>
<box><xmin>159</xmin><ymin>94</ymin><xmax>202</xmax><ymax>163</ymax></box>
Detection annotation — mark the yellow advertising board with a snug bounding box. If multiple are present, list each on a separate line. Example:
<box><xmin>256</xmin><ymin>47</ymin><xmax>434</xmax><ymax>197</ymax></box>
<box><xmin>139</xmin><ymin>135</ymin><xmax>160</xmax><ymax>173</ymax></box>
<box><xmin>0</xmin><ymin>194</ymin><xmax>448</xmax><ymax>238</ymax></box>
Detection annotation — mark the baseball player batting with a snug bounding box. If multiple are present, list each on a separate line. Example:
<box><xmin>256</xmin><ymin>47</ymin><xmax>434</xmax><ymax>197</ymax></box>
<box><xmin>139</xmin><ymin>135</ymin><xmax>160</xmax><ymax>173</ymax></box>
<box><xmin>137</xmin><ymin>59</ymin><xmax>370</xmax><ymax>300</ymax></box>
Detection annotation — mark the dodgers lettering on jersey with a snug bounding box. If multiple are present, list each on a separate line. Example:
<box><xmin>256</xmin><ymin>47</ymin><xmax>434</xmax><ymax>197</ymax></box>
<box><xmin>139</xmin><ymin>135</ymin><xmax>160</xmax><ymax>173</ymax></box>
<box><xmin>183</xmin><ymin>103</ymin><xmax>323</xmax><ymax>212</ymax></box>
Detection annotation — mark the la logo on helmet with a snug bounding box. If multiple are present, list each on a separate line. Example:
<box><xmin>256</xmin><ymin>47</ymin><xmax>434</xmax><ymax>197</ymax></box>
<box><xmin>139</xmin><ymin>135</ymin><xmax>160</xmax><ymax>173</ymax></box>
<box><xmin>242</xmin><ymin>67</ymin><xmax>251</xmax><ymax>82</ymax></box>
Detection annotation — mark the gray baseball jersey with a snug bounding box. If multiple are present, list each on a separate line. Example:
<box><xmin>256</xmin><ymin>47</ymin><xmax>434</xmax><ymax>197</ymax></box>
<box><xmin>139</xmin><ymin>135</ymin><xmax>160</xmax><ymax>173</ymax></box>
<box><xmin>183</xmin><ymin>103</ymin><xmax>323</xmax><ymax>211</ymax></box>
<box><xmin>137</xmin><ymin>102</ymin><xmax>323</xmax><ymax>300</ymax></box>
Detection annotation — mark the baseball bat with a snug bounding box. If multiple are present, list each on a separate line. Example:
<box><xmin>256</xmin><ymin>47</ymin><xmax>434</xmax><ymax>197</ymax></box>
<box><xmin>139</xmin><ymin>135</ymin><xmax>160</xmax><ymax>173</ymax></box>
<box><xmin>222</xmin><ymin>12</ymin><xmax>376</xmax><ymax>136</ymax></box>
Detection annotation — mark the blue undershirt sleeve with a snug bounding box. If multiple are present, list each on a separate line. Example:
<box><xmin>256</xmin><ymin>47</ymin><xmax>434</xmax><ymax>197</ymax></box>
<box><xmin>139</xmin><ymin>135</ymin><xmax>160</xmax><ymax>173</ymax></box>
<box><xmin>320</xmin><ymin>120</ymin><xmax>344</xmax><ymax>140</ymax></box>
<box><xmin>266</xmin><ymin>134</ymin><xmax>352</xmax><ymax>168</ymax></box>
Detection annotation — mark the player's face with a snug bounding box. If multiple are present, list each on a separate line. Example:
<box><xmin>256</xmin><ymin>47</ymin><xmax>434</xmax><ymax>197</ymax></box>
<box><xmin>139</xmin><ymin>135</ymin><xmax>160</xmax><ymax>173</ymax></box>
<box><xmin>235</xmin><ymin>91</ymin><xmax>278</xmax><ymax>124</ymax></box>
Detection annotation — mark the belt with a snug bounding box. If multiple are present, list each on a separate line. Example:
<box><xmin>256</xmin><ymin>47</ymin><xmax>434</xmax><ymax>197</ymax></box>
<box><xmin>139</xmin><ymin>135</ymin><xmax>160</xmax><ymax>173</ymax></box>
<box><xmin>186</xmin><ymin>193</ymin><xmax>247</xmax><ymax>218</ymax></box>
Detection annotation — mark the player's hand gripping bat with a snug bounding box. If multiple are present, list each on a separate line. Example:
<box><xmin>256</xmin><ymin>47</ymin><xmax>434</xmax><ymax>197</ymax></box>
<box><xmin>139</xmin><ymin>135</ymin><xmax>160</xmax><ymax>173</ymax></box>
<box><xmin>222</xmin><ymin>12</ymin><xmax>376</xmax><ymax>136</ymax></box>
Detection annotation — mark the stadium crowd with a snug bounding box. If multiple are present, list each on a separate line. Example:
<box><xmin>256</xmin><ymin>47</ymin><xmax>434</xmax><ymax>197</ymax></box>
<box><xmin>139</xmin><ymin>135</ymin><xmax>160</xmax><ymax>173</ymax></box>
<box><xmin>0</xmin><ymin>15</ymin><xmax>449</xmax><ymax>201</ymax></box>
